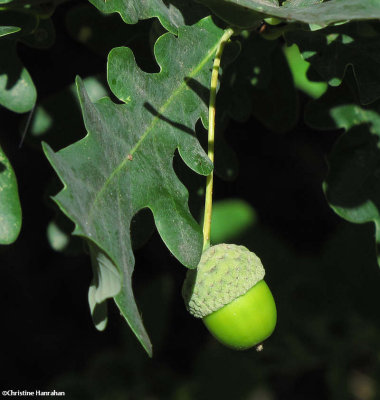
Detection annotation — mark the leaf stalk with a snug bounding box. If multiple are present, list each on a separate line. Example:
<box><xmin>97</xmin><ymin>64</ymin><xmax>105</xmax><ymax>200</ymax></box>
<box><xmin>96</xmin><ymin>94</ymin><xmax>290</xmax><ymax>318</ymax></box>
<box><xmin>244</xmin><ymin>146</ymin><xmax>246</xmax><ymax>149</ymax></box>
<box><xmin>203</xmin><ymin>27</ymin><xmax>234</xmax><ymax>251</ymax></box>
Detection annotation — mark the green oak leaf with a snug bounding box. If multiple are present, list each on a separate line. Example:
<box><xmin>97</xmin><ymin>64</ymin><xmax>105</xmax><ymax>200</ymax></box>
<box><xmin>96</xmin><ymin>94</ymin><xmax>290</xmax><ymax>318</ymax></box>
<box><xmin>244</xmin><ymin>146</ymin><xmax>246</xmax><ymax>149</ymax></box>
<box><xmin>88</xmin><ymin>0</ymin><xmax>208</xmax><ymax>34</ymax></box>
<box><xmin>43</xmin><ymin>17</ymin><xmax>226</xmax><ymax>355</ymax></box>
<box><xmin>0</xmin><ymin>144</ymin><xmax>22</xmax><ymax>244</ymax></box>
<box><xmin>212</xmin><ymin>0</ymin><xmax>380</xmax><ymax>26</ymax></box>
<box><xmin>285</xmin><ymin>22</ymin><xmax>380</xmax><ymax>104</ymax></box>
<box><xmin>305</xmin><ymin>81</ymin><xmax>380</xmax><ymax>265</ymax></box>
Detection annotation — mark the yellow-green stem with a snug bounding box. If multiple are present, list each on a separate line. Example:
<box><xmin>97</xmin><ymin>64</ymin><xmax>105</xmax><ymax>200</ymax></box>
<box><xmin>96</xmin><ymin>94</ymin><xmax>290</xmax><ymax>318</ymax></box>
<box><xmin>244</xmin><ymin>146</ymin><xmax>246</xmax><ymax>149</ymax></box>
<box><xmin>203</xmin><ymin>28</ymin><xmax>234</xmax><ymax>251</ymax></box>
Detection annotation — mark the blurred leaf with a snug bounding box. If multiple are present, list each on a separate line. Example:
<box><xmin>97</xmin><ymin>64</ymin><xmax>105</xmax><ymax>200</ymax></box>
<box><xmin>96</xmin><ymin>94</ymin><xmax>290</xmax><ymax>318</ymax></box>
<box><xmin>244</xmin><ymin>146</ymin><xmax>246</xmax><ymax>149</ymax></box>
<box><xmin>46</xmin><ymin>214</ymin><xmax>83</xmax><ymax>255</ymax></box>
<box><xmin>283</xmin><ymin>43</ymin><xmax>327</xmax><ymax>99</ymax></box>
<box><xmin>210</xmin><ymin>198</ymin><xmax>256</xmax><ymax>244</ymax></box>
<box><xmin>0</xmin><ymin>144</ymin><xmax>21</xmax><ymax>244</ymax></box>
<box><xmin>20</xmin><ymin>18</ymin><xmax>55</xmax><ymax>49</ymax></box>
<box><xmin>27</xmin><ymin>75</ymin><xmax>109</xmax><ymax>149</ymax></box>
<box><xmin>0</xmin><ymin>26</ymin><xmax>20</xmax><ymax>37</ymax></box>
<box><xmin>47</xmin><ymin>220</ymin><xmax>70</xmax><ymax>252</ymax></box>
<box><xmin>285</xmin><ymin>22</ymin><xmax>380</xmax><ymax>104</ymax></box>
<box><xmin>44</xmin><ymin>18</ymin><xmax>226</xmax><ymax>355</ymax></box>
<box><xmin>88</xmin><ymin>0</ymin><xmax>208</xmax><ymax>34</ymax></box>
<box><xmin>65</xmin><ymin>4</ymin><xmax>150</xmax><ymax>58</ymax></box>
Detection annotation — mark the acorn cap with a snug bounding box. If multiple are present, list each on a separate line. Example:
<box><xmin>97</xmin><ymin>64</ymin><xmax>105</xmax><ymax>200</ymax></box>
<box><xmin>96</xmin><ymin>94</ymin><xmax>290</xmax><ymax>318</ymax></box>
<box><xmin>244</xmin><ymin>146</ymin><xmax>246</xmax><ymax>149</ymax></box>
<box><xmin>182</xmin><ymin>243</ymin><xmax>265</xmax><ymax>318</ymax></box>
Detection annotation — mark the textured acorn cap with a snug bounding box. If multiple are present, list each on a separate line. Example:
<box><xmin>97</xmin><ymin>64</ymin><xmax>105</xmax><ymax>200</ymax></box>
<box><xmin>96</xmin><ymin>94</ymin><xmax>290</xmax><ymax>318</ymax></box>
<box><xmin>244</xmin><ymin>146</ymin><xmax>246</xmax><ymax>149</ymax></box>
<box><xmin>182</xmin><ymin>243</ymin><xmax>265</xmax><ymax>318</ymax></box>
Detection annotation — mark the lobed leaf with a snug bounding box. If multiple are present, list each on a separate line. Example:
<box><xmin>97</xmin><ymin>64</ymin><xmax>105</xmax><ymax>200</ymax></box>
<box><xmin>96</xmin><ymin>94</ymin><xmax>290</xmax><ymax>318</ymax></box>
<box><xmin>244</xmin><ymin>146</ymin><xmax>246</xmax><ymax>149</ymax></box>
<box><xmin>44</xmin><ymin>17</ymin><xmax>226</xmax><ymax>355</ymax></box>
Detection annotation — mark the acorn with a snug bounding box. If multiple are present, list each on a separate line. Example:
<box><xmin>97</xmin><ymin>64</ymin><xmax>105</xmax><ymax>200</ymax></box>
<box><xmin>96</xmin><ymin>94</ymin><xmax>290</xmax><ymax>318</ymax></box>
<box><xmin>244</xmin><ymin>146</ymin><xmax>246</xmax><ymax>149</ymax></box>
<box><xmin>182</xmin><ymin>243</ymin><xmax>277</xmax><ymax>350</ymax></box>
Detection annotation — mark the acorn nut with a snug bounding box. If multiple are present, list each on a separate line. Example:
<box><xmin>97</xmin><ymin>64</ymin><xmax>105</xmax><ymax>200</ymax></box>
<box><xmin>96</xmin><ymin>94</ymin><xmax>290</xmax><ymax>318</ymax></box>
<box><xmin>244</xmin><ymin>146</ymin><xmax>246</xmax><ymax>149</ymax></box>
<box><xmin>182</xmin><ymin>243</ymin><xmax>277</xmax><ymax>350</ymax></box>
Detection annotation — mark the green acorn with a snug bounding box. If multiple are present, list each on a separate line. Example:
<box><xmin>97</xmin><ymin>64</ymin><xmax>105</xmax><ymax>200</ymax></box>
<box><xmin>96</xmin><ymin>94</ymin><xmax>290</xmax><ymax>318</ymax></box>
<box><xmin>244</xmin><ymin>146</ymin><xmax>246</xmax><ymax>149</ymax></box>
<box><xmin>182</xmin><ymin>243</ymin><xmax>277</xmax><ymax>350</ymax></box>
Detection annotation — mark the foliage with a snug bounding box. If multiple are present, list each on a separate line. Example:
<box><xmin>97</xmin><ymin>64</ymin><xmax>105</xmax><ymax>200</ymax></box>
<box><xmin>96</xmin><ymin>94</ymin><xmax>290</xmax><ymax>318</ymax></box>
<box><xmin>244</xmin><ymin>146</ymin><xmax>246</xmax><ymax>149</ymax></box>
<box><xmin>1</xmin><ymin>0</ymin><xmax>380</xmax><ymax>372</ymax></box>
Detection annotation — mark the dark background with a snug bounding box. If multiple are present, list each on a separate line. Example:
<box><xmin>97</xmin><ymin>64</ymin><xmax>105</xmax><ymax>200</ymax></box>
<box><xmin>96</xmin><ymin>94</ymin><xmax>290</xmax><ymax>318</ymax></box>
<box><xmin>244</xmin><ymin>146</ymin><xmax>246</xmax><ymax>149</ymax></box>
<box><xmin>1</xmin><ymin>2</ymin><xmax>380</xmax><ymax>399</ymax></box>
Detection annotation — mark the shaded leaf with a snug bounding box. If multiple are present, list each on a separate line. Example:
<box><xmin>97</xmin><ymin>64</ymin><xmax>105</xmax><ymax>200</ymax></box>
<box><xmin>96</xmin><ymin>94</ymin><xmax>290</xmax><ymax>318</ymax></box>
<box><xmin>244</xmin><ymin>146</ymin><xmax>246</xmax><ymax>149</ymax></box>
<box><xmin>221</xmin><ymin>33</ymin><xmax>298</xmax><ymax>133</ymax></box>
<box><xmin>251</xmin><ymin>40</ymin><xmax>298</xmax><ymax>133</ymax></box>
<box><xmin>306</xmin><ymin>81</ymin><xmax>380</xmax><ymax>265</ymax></box>
<box><xmin>0</xmin><ymin>144</ymin><xmax>22</xmax><ymax>244</ymax></box>
<box><xmin>285</xmin><ymin>22</ymin><xmax>380</xmax><ymax>104</ymax></box>
<box><xmin>44</xmin><ymin>17</ymin><xmax>226</xmax><ymax>355</ymax></box>
<box><xmin>220</xmin><ymin>33</ymin><xmax>278</xmax><ymax>123</ymax></box>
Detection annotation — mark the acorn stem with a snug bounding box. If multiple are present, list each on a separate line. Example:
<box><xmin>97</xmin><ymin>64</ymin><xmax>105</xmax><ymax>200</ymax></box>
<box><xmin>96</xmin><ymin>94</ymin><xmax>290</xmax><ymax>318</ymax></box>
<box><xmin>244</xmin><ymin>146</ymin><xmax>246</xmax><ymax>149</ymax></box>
<box><xmin>203</xmin><ymin>27</ymin><xmax>235</xmax><ymax>251</ymax></box>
